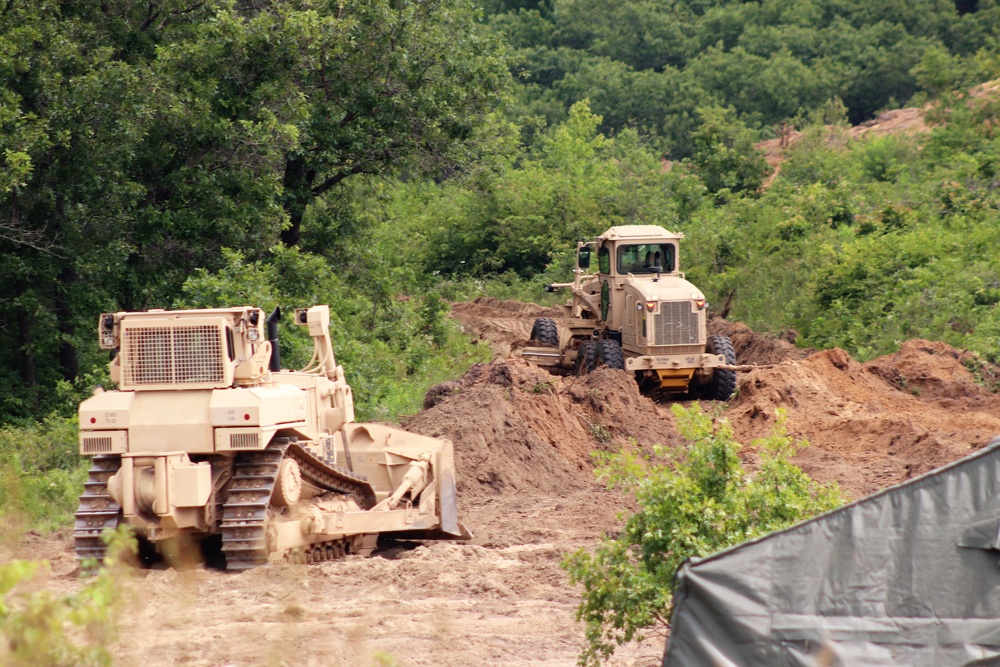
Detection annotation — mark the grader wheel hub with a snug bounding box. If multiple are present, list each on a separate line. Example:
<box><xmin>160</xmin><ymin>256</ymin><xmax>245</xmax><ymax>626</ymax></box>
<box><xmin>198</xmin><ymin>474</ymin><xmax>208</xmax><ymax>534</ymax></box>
<box><xmin>273</xmin><ymin>458</ymin><xmax>302</xmax><ymax>507</ymax></box>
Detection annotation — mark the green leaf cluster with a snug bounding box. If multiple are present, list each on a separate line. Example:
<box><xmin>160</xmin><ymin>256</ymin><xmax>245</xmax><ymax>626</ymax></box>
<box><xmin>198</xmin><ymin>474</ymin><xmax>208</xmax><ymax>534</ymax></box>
<box><xmin>366</xmin><ymin>101</ymin><xmax>703</xmax><ymax>279</ymax></box>
<box><xmin>0</xmin><ymin>413</ymin><xmax>86</xmax><ymax>534</ymax></box>
<box><xmin>680</xmin><ymin>95</ymin><xmax>1000</xmax><ymax>364</ymax></box>
<box><xmin>562</xmin><ymin>404</ymin><xmax>841</xmax><ymax>666</ymax></box>
<box><xmin>0</xmin><ymin>527</ymin><xmax>135</xmax><ymax>667</ymax></box>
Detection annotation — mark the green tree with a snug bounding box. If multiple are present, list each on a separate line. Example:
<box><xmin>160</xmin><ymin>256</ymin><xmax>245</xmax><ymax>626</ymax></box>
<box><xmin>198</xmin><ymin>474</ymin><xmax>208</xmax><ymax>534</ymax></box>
<box><xmin>687</xmin><ymin>106</ymin><xmax>771</xmax><ymax>196</ymax></box>
<box><xmin>403</xmin><ymin>100</ymin><xmax>688</xmax><ymax>278</ymax></box>
<box><xmin>0</xmin><ymin>0</ymin><xmax>513</xmax><ymax>422</ymax></box>
<box><xmin>563</xmin><ymin>404</ymin><xmax>841</xmax><ymax>666</ymax></box>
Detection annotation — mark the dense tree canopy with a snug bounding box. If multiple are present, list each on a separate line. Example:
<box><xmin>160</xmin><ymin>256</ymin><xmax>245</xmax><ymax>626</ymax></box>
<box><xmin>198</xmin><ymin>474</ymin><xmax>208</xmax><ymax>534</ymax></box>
<box><xmin>4</xmin><ymin>0</ymin><xmax>1000</xmax><ymax>424</ymax></box>
<box><xmin>0</xmin><ymin>0</ymin><xmax>511</xmax><ymax>418</ymax></box>
<box><xmin>490</xmin><ymin>0</ymin><xmax>1000</xmax><ymax>153</ymax></box>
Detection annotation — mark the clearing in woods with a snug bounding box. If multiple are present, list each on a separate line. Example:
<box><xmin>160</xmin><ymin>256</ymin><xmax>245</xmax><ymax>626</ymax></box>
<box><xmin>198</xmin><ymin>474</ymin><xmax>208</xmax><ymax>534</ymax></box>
<box><xmin>13</xmin><ymin>296</ymin><xmax>1000</xmax><ymax>667</ymax></box>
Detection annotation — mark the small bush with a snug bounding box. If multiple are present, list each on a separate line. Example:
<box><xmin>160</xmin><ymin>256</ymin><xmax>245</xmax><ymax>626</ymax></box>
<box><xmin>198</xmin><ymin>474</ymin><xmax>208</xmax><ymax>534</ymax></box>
<box><xmin>562</xmin><ymin>404</ymin><xmax>841</xmax><ymax>666</ymax></box>
<box><xmin>0</xmin><ymin>414</ymin><xmax>88</xmax><ymax>534</ymax></box>
<box><xmin>0</xmin><ymin>527</ymin><xmax>135</xmax><ymax>667</ymax></box>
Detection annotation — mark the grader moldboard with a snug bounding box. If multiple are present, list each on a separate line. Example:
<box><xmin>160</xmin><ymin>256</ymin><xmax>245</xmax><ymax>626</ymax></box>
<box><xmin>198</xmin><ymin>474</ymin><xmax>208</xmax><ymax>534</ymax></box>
<box><xmin>522</xmin><ymin>225</ymin><xmax>738</xmax><ymax>398</ymax></box>
<box><xmin>75</xmin><ymin>305</ymin><xmax>467</xmax><ymax>571</ymax></box>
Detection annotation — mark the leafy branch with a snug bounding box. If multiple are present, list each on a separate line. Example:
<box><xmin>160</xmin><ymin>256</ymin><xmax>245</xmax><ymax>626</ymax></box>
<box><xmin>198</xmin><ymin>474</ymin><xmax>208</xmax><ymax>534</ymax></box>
<box><xmin>562</xmin><ymin>404</ymin><xmax>841</xmax><ymax>666</ymax></box>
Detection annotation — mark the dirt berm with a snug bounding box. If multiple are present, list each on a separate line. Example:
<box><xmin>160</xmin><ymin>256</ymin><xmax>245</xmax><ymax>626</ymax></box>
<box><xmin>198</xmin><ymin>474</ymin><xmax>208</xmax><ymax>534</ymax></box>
<box><xmin>444</xmin><ymin>297</ymin><xmax>1000</xmax><ymax>501</ymax></box>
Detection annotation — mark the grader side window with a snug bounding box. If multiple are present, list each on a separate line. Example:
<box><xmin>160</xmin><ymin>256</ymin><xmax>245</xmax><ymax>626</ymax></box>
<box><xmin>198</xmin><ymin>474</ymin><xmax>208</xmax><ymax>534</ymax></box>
<box><xmin>598</xmin><ymin>246</ymin><xmax>612</xmax><ymax>274</ymax></box>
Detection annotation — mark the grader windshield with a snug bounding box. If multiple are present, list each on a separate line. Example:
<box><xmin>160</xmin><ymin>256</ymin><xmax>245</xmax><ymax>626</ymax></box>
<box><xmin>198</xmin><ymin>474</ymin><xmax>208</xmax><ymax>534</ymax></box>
<box><xmin>616</xmin><ymin>243</ymin><xmax>676</xmax><ymax>274</ymax></box>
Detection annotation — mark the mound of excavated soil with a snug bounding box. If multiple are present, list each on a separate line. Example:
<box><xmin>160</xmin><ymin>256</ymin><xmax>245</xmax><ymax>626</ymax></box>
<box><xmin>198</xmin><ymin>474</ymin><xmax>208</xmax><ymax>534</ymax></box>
<box><xmin>405</xmin><ymin>356</ymin><xmax>680</xmax><ymax>501</ymax></box>
<box><xmin>727</xmin><ymin>341</ymin><xmax>1000</xmax><ymax>499</ymax></box>
<box><xmin>708</xmin><ymin>315</ymin><xmax>811</xmax><ymax>366</ymax></box>
<box><xmin>448</xmin><ymin>300</ymin><xmax>1000</xmax><ymax>503</ymax></box>
<box><xmin>450</xmin><ymin>298</ymin><xmax>565</xmax><ymax>355</ymax></box>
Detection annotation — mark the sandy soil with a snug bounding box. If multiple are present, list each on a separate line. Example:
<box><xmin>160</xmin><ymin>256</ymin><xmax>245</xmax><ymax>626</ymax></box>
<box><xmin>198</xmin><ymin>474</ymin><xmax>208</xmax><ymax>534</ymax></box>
<box><xmin>20</xmin><ymin>297</ymin><xmax>1000</xmax><ymax>667</ymax></box>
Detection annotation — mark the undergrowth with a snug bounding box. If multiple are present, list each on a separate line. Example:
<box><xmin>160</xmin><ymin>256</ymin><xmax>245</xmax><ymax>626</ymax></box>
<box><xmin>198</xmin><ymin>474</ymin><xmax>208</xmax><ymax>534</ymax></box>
<box><xmin>0</xmin><ymin>527</ymin><xmax>135</xmax><ymax>666</ymax></box>
<box><xmin>563</xmin><ymin>404</ymin><xmax>842</xmax><ymax>666</ymax></box>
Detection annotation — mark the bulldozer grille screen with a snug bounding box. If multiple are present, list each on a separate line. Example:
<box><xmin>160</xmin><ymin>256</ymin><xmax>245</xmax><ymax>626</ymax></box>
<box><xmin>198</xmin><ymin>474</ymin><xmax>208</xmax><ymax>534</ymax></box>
<box><xmin>653</xmin><ymin>302</ymin><xmax>701</xmax><ymax>346</ymax></box>
<box><xmin>122</xmin><ymin>326</ymin><xmax>225</xmax><ymax>386</ymax></box>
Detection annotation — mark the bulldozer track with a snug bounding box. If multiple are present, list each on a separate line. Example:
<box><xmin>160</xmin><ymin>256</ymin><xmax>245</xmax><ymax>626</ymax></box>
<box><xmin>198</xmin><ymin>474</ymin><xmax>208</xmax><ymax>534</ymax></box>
<box><xmin>73</xmin><ymin>455</ymin><xmax>123</xmax><ymax>566</ymax></box>
<box><xmin>220</xmin><ymin>438</ymin><xmax>376</xmax><ymax>571</ymax></box>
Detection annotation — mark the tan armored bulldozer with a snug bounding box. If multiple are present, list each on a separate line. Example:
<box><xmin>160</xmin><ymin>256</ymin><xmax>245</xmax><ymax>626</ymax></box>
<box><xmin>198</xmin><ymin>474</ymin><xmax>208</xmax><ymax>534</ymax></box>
<box><xmin>522</xmin><ymin>225</ymin><xmax>737</xmax><ymax>398</ymax></box>
<box><xmin>76</xmin><ymin>305</ymin><xmax>466</xmax><ymax>570</ymax></box>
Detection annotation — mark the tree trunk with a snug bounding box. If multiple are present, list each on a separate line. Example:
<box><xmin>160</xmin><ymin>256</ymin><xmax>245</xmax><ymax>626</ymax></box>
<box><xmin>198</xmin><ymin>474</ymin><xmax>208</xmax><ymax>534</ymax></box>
<box><xmin>14</xmin><ymin>278</ymin><xmax>38</xmax><ymax>408</ymax></box>
<box><xmin>280</xmin><ymin>157</ymin><xmax>315</xmax><ymax>247</ymax></box>
<box><xmin>55</xmin><ymin>266</ymin><xmax>79</xmax><ymax>381</ymax></box>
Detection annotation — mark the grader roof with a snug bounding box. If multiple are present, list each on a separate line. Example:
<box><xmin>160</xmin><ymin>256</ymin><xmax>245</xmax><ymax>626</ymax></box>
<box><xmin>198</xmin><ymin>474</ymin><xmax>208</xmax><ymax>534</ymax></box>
<box><xmin>597</xmin><ymin>225</ymin><xmax>684</xmax><ymax>241</ymax></box>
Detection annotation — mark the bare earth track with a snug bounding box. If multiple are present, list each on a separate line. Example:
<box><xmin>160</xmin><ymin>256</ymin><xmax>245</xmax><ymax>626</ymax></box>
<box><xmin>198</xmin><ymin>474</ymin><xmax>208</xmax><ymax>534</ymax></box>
<box><xmin>21</xmin><ymin>297</ymin><xmax>1000</xmax><ymax>666</ymax></box>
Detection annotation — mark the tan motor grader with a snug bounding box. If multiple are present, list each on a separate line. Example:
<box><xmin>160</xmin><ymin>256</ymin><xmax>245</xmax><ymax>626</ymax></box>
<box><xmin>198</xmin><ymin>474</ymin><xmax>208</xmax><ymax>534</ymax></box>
<box><xmin>76</xmin><ymin>305</ymin><xmax>467</xmax><ymax>570</ymax></box>
<box><xmin>522</xmin><ymin>225</ymin><xmax>737</xmax><ymax>398</ymax></box>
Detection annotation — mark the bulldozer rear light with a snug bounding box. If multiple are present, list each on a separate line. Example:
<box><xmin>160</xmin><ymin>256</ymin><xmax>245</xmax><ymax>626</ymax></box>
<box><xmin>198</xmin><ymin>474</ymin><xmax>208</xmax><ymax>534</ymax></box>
<box><xmin>244</xmin><ymin>413</ymin><xmax>250</xmax><ymax>421</ymax></box>
<box><xmin>695</xmin><ymin>299</ymin><xmax>705</xmax><ymax>310</ymax></box>
<box><xmin>646</xmin><ymin>301</ymin><xmax>656</xmax><ymax>312</ymax></box>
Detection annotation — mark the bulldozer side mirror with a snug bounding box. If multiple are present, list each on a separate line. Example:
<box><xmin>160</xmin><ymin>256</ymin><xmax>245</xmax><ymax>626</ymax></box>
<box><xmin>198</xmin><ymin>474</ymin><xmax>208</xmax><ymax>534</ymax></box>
<box><xmin>578</xmin><ymin>248</ymin><xmax>591</xmax><ymax>270</ymax></box>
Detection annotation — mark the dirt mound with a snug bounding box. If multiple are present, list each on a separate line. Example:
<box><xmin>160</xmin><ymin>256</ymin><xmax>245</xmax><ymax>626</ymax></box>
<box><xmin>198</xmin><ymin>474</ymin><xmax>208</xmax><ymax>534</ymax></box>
<box><xmin>449</xmin><ymin>297</ymin><xmax>1000</xmax><ymax>503</ymax></box>
<box><xmin>727</xmin><ymin>343</ymin><xmax>1000</xmax><ymax>499</ymax></box>
<box><xmin>450</xmin><ymin>298</ymin><xmax>565</xmax><ymax>354</ymax></box>
<box><xmin>405</xmin><ymin>356</ymin><xmax>679</xmax><ymax>501</ymax></box>
<box><xmin>708</xmin><ymin>315</ymin><xmax>811</xmax><ymax>366</ymax></box>
<box><xmin>866</xmin><ymin>339</ymin><xmax>984</xmax><ymax>400</ymax></box>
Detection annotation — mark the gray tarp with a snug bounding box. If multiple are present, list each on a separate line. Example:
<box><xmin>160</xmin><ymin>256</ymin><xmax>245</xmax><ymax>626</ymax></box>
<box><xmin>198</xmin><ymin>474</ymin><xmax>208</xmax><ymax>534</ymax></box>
<box><xmin>662</xmin><ymin>438</ymin><xmax>1000</xmax><ymax>667</ymax></box>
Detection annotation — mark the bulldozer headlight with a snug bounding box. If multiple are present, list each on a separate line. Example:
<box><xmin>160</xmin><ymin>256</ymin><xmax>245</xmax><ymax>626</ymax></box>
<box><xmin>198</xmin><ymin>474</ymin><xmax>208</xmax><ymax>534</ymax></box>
<box><xmin>694</xmin><ymin>299</ymin><xmax>705</xmax><ymax>310</ymax></box>
<box><xmin>646</xmin><ymin>301</ymin><xmax>656</xmax><ymax>312</ymax></box>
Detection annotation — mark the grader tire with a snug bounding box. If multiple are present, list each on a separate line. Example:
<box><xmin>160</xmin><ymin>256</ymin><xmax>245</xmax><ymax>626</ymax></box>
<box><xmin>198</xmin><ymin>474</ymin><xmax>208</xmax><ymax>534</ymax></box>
<box><xmin>706</xmin><ymin>335</ymin><xmax>737</xmax><ymax>400</ymax></box>
<box><xmin>596</xmin><ymin>339</ymin><xmax>625</xmax><ymax>370</ymax></box>
<box><xmin>575</xmin><ymin>340</ymin><xmax>597</xmax><ymax>376</ymax></box>
<box><xmin>530</xmin><ymin>317</ymin><xmax>559</xmax><ymax>347</ymax></box>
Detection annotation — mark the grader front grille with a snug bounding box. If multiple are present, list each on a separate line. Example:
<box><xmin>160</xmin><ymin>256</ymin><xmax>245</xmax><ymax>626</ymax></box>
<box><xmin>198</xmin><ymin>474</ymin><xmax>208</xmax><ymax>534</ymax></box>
<box><xmin>122</xmin><ymin>325</ymin><xmax>225</xmax><ymax>386</ymax></box>
<box><xmin>653</xmin><ymin>302</ymin><xmax>701</xmax><ymax>346</ymax></box>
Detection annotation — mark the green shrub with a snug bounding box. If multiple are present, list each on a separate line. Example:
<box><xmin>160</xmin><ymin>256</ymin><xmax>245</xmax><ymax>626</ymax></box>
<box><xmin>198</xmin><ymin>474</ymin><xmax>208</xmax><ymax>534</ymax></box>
<box><xmin>0</xmin><ymin>528</ymin><xmax>135</xmax><ymax>667</ymax></box>
<box><xmin>0</xmin><ymin>414</ymin><xmax>87</xmax><ymax>534</ymax></box>
<box><xmin>562</xmin><ymin>404</ymin><xmax>841</xmax><ymax>666</ymax></box>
